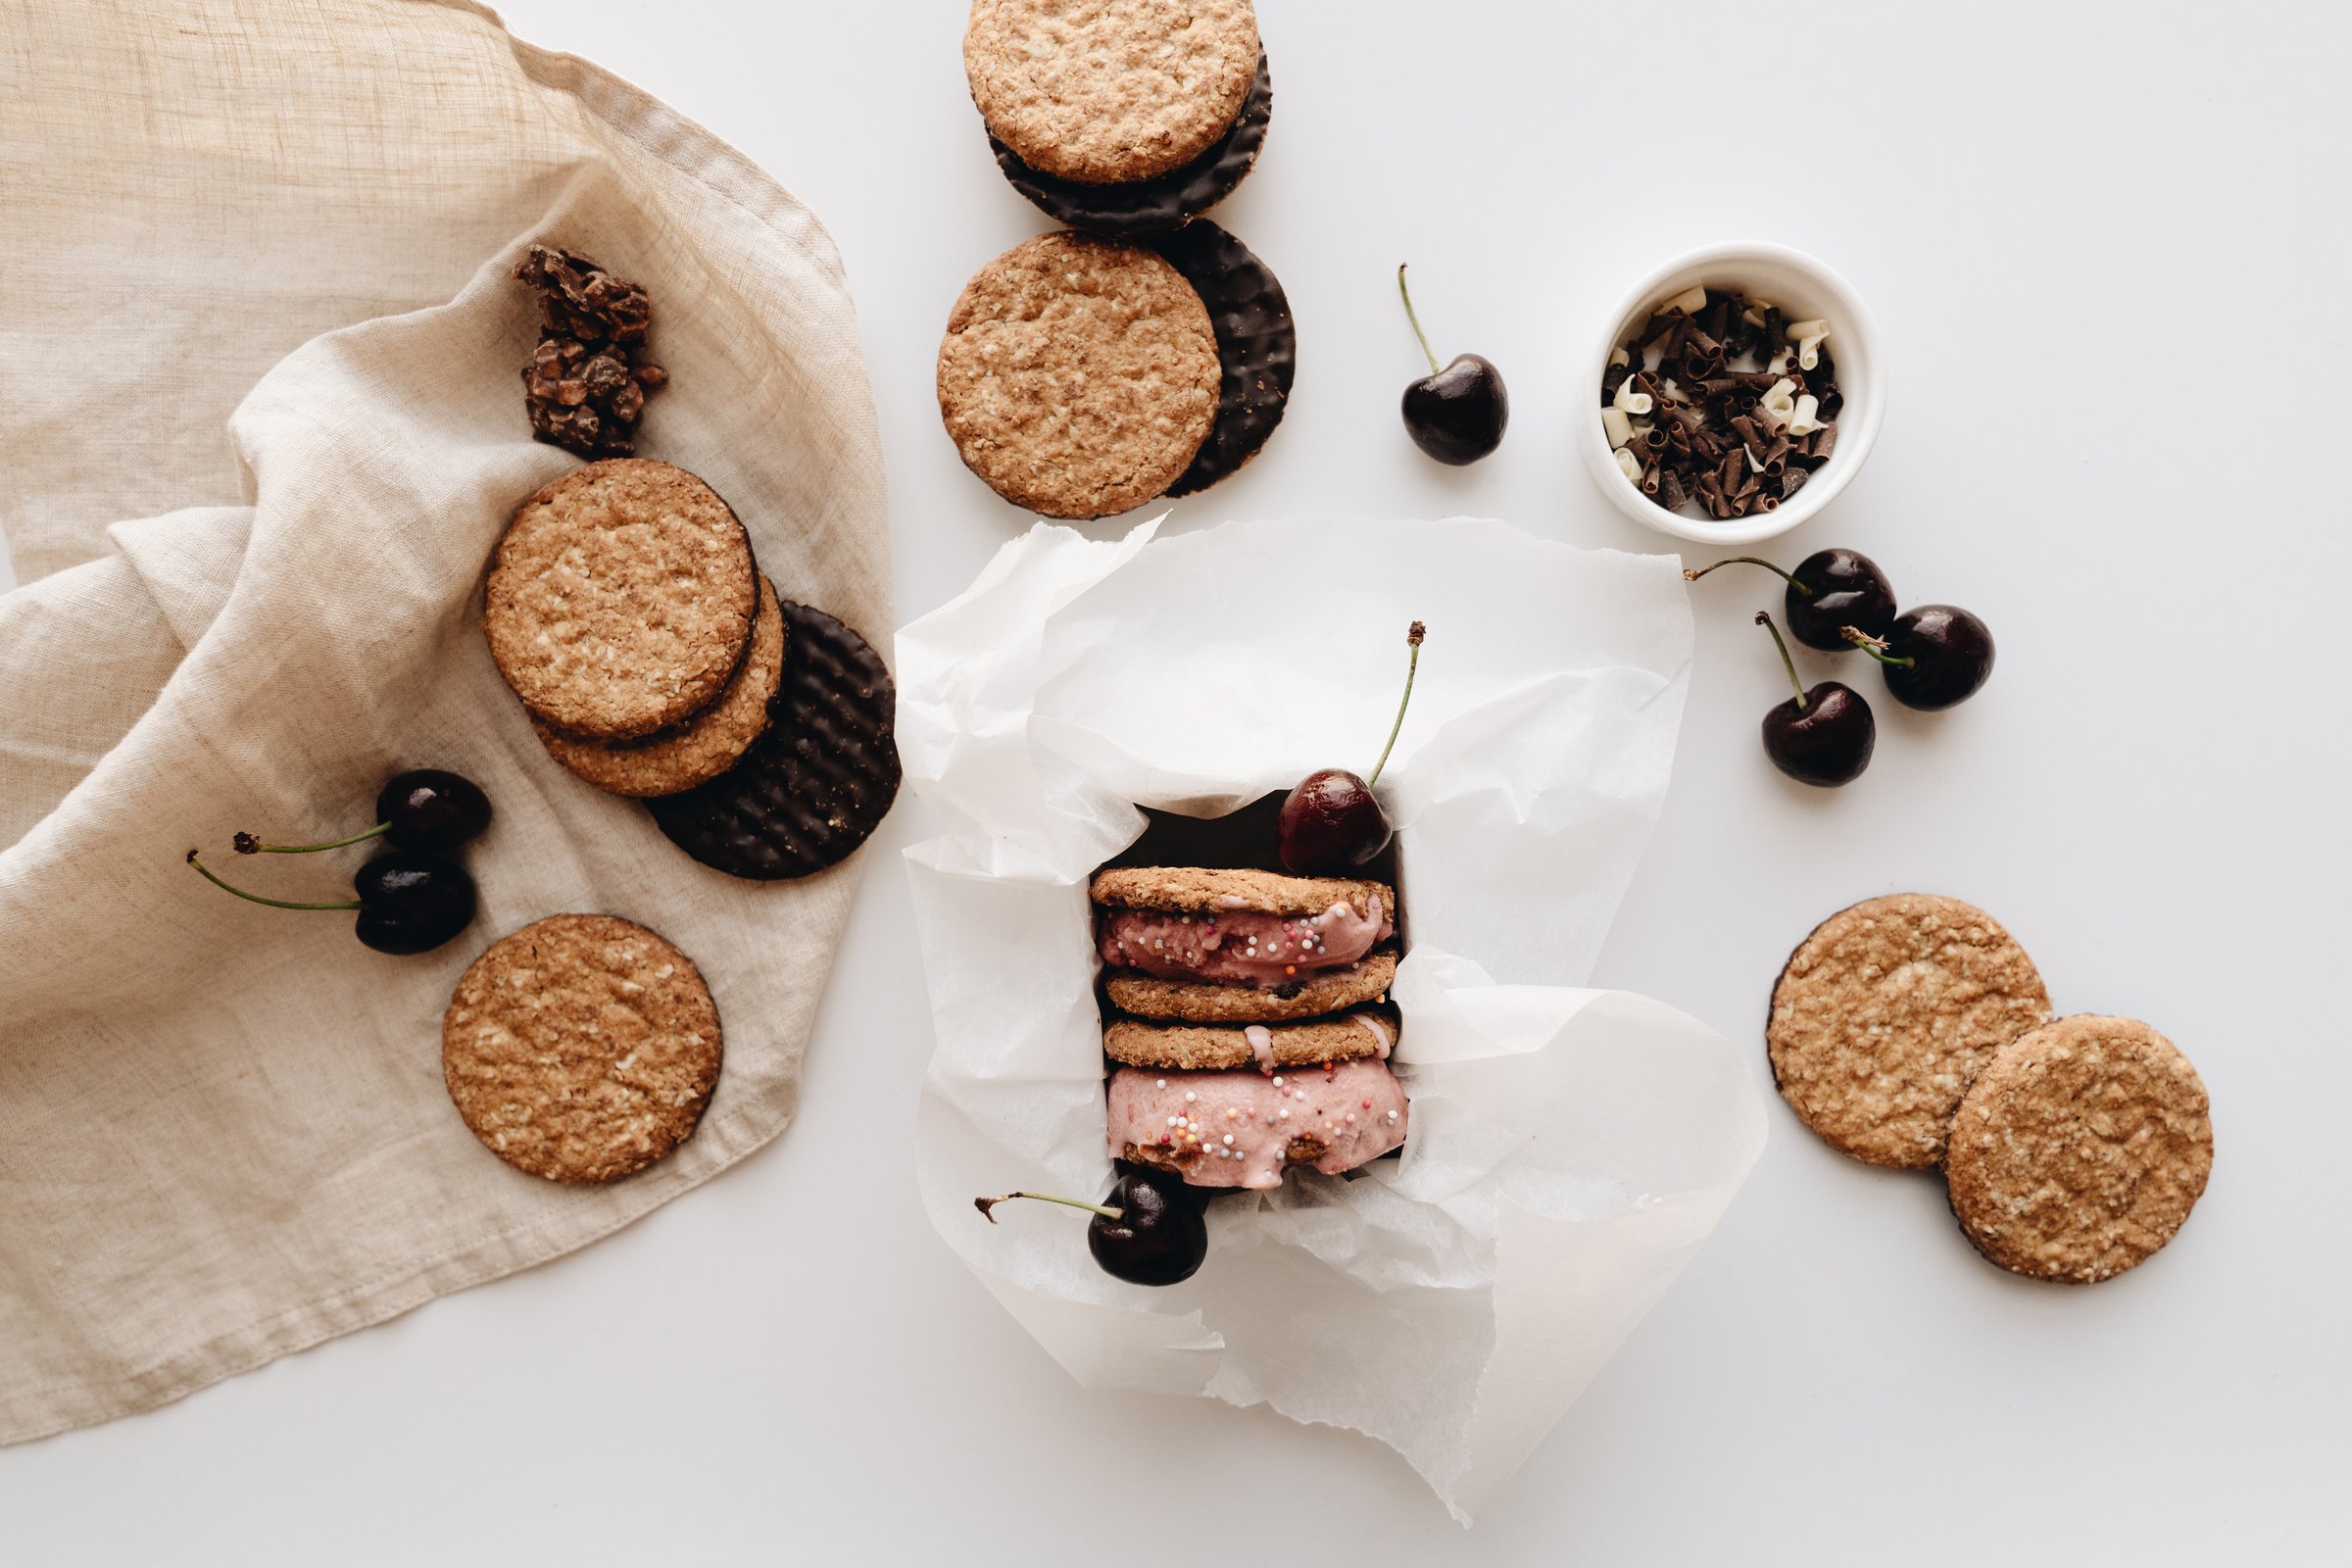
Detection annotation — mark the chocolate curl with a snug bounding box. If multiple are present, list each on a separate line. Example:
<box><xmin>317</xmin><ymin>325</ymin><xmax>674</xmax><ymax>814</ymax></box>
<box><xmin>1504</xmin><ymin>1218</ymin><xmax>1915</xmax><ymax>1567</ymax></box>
<box><xmin>1764</xmin><ymin>438</ymin><xmax>1789</xmax><ymax>477</ymax></box>
<box><xmin>1682</xmin><ymin>325</ymin><xmax>1722</xmax><ymax>362</ymax></box>
<box><xmin>1818</xmin><ymin>388</ymin><xmax>1844</xmax><ymax>422</ymax></box>
<box><xmin>1643</xmin><ymin>424</ymin><xmax>1670</xmax><ymax>452</ymax></box>
<box><xmin>1640</xmin><ymin>458</ymin><xmax>1663</xmax><ymax>497</ymax></box>
<box><xmin>1666</xmin><ymin>420</ymin><xmax>1692</xmax><ymax>454</ymax></box>
<box><xmin>1734</xmin><ymin>470</ymin><xmax>1761</xmax><ymax>503</ymax></box>
<box><xmin>1601</xmin><ymin>360</ymin><xmax>1634</xmax><ymax>401</ymax></box>
<box><xmin>1809</xmin><ymin>422</ymin><xmax>1838</xmax><ymax>464</ymax></box>
<box><xmin>1781</xmin><ymin>466</ymin><xmax>1811</xmax><ymax>500</ymax></box>
<box><xmin>1729</xmin><ymin>414</ymin><xmax>1764</xmax><ymax>451</ymax></box>
<box><xmin>1717</xmin><ymin>450</ymin><xmax>1741</xmax><ymax>494</ymax></box>
<box><xmin>1660</xmin><ymin>468</ymin><xmax>1690</xmax><ymax>513</ymax></box>
<box><xmin>1756</xmin><ymin>493</ymin><xmax>1780</xmax><ymax>513</ymax></box>
<box><xmin>1633</xmin><ymin>369</ymin><xmax>1667</xmax><ymax>406</ymax></box>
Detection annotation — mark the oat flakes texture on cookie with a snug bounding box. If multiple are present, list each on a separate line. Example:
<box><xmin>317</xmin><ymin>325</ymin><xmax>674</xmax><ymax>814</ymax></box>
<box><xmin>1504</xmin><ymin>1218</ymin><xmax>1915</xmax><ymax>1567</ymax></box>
<box><xmin>534</xmin><ymin>575</ymin><xmax>787</xmax><ymax>797</ymax></box>
<box><xmin>1103</xmin><ymin>1009</ymin><xmax>1397</xmax><ymax>1071</ymax></box>
<box><xmin>964</xmin><ymin>0</ymin><xmax>1260</xmax><ymax>184</ymax></box>
<box><xmin>441</xmin><ymin>914</ymin><xmax>723</xmax><ymax>1185</ymax></box>
<box><xmin>1768</xmin><ymin>893</ymin><xmax>2053</xmax><ymax>1169</ymax></box>
<box><xmin>1946</xmin><ymin>1015</ymin><xmax>2213</xmax><ymax>1284</ymax></box>
<box><xmin>484</xmin><ymin>458</ymin><xmax>758</xmax><ymax>741</ymax></box>
<box><xmin>1090</xmin><ymin>865</ymin><xmax>1389</xmax><ymax>919</ymax></box>
<box><xmin>1104</xmin><ymin>948</ymin><xmax>1399</xmax><ymax>1024</ymax></box>
<box><xmin>937</xmin><ymin>231</ymin><xmax>1219</xmax><ymax>519</ymax></box>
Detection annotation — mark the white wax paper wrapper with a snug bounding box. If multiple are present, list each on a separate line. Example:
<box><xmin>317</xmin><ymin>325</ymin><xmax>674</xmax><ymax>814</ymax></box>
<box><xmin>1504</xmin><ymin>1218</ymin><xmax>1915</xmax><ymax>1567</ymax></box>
<box><xmin>900</xmin><ymin>516</ymin><xmax>1767</xmax><ymax>1523</ymax></box>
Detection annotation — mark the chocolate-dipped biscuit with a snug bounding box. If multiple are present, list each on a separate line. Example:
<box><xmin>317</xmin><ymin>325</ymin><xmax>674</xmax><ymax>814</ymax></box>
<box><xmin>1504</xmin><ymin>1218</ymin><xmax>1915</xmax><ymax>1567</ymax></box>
<box><xmin>648</xmin><ymin>599</ymin><xmax>901</xmax><ymax>880</ymax></box>
<box><xmin>993</xmin><ymin>49</ymin><xmax>1272</xmax><ymax>237</ymax></box>
<box><xmin>1149</xmin><ymin>221</ymin><xmax>1295</xmax><ymax>496</ymax></box>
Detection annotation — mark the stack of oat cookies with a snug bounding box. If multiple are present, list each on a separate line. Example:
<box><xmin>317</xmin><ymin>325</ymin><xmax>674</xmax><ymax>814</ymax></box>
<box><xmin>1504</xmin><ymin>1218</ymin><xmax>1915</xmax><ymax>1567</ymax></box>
<box><xmin>1090</xmin><ymin>867</ymin><xmax>1410</xmax><ymax>1192</ymax></box>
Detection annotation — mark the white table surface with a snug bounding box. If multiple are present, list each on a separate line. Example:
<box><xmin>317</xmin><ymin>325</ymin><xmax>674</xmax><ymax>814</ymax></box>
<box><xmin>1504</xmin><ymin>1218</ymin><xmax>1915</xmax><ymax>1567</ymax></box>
<box><xmin>6</xmin><ymin>1</ymin><xmax>2348</xmax><ymax>1560</ymax></box>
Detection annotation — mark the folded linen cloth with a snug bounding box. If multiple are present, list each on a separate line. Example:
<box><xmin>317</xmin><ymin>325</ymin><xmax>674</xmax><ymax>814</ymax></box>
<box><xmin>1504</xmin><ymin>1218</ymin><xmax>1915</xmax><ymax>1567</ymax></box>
<box><xmin>0</xmin><ymin>0</ymin><xmax>891</xmax><ymax>1443</ymax></box>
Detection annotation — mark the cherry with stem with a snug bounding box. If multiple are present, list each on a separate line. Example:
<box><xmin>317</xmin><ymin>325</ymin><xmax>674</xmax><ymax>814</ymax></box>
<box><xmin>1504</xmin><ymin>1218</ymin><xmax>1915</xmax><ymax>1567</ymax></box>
<box><xmin>1686</xmin><ymin>549</ymin><xmax>1896</xmax><ymax>651</ymax></box>
<box><xmin>1396</xmin><ymin>266</ymin><xmax>1508</xmax><ymax>465</ymax></box>
<box><xmin>187</xmin><ymin>846</ymin><xmax>478</xmax><ymax>955</ymax></box>
<box><xmin>1842</xmin><ymin>604</ymin><xmax>1994</xmax><ymax>710</ymax></box>
<box><xmin>1277</xmin><ymin>620</ymin><xmax>1425</xmax><ymax>875</ymax></box>
<box><xmin>977</xmin><ymin>1166</ymin><xmax>1207</xmax><ymax>1286</ymax></box>
<box><xmin>1755</xmin><ymin>612</ymin><xmax>1875</xmax><ymax>787</ymax></box>
<box><xmin>236</xmin><ymin>768</ymin><xmax>492</xmax><ymax>857</ymax></box>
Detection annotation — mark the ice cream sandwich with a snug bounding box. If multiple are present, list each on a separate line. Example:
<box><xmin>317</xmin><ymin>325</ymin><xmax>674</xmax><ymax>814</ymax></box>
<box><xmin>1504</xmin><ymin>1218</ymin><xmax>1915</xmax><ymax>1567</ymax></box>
<box><xmin>1091</xmin><ymin>866</ymin><xmax>1396</xmax><ymax>1023</ymax></box>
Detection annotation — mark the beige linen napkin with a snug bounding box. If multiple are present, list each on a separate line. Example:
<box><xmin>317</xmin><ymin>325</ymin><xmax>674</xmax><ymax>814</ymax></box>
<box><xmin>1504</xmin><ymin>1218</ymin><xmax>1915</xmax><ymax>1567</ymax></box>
<box><xmin>0</xmin><ymin>0</ymin><xmax>891</xmax><ymax>1443</ymax></box>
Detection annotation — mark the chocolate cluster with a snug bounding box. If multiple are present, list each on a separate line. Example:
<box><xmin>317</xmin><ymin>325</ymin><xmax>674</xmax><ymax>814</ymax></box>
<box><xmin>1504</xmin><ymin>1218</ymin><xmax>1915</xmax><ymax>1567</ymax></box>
<box><xmin>514</xmin><ymin>244</ymin><xmax>668</xmax><ymax>458</ymax></box>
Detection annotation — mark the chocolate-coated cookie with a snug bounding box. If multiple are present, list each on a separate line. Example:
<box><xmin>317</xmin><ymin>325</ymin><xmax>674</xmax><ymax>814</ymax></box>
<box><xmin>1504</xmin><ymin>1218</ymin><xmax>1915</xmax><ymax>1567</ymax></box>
<box><xmin>1148</xmin><ymin>221</ymin><xmax>1295</xmax><ymax>495</ymax></box>
<box><xmin>993</xmin><ymin>49</ymin><xmax>1272</xmax><ymax>236</ymax></box>
<box><xmin>648</xmin><ymin>600</ymin><xmax>900</xmax><ymax>880</ymax></box>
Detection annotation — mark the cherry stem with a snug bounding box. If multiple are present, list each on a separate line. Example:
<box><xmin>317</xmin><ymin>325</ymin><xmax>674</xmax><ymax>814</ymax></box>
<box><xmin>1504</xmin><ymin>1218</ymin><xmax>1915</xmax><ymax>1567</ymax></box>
<box><xmin>1685</xmin><ymin>557</ymin><xmax>1812</xmax><ymax>596</ymax></box>
<box><xmin>1842</xmin><ymin>625</ymin><xmax>1915</xmax><ymax>667</ymax></box>
<box><xmin>1396</xmin><ymin>265</ymin><xmax>1441</xmax><ymax>377</ymax></box>
<box><xmin>974</xmin><ymin>1192</ymin><xmax>1123</xmax><ymax>1224</ymax></box>
<box><xmin>238</xmin><ymin>821</ymin><xmax>390</xmax><ymax>855</ymax></box>
<box><xmin>1755</xmin><ymin>612</ymin><xmax>1807</xmax><ymax>710</ymax></box>
<box><xmin>1365</xmin><ymin>620</ymin><xmax>1426</xmax><ymax>789</ymax></box>
<box><xmin>185</xmin><ymin>850</ymin><xmax>362</xmax><ymax>910</ymax></box>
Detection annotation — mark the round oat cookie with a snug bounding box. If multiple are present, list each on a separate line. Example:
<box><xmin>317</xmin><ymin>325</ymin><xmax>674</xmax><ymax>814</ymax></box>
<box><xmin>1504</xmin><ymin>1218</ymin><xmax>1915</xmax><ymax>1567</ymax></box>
<box><xmin>1768</xmin><ymin>893</ymin><xmax>2052</xmax><ymax>1169</ymax></box>
<box><xmin>1106</xmin><ymin>946</ymin><xmax>1399</xmax><ymax>1024</ymax></box>
<box><xmin>1091</xmin><ymin>866</ymin><xmax>1390</xmax><ymax>920</ymax></box>
<box><xmin>1947</xmin><ymin>1015</ymin><xmax>2213</xmax><ymax>1285</ymax></box>
<box><xmin>964</xmin><ymin>0</ymin><xmax>1260</xmax><ymax>186</ymax></box>
<box><xmin>534</xmin><ymin>575</ymin><xmax>787</xmax><ymax>798</ymax></box>
<box><xmin>484</xmin><ymin>459</ymin><xmax>758</xmax><ymax>741</ymax></box>
<box><xmin>442</xmin><ymin>914</ymin><xmax>722</xmax><ymax>1185</ymax></box>
<box><xmin>937</xmin><ymin>231</ymin><xmax>1219</xmax><ymax>519</ymax></box>
<box><xmin>1105</xmin><ymin>1006</ymin><xmax>1397</xmax><ymax>1071</ymax></box>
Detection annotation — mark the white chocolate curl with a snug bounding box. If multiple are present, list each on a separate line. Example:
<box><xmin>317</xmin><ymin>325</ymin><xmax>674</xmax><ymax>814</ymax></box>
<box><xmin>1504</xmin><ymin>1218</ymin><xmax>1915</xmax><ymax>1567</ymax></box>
<box><xmin>1614</xmin><ymin>447</ymin><xmax>1642</xmax><ymax>481</ymax></box>
<box><xmin>1602</xmin><ymin>405</ymin><xmax>1633</xmax><ymax>449</ymax></box>
<box><xmin>1787</xmin><ymin>394</ymin><xmax>1823</xmax><ymax>437</ymax></box>
<box><xmin>1760</xmin><ymin>376</ymin><xmax>1798</xmax><ymax>423</ymax></box>
<box><xmin>1611</xmin><ymin>376</ymin><xmax>1652</xmax><ymax>416</ymax></box>
<box><xmin>1661</xmin><ymin>283</ymin><xmax>1707</xmax><ymax>316</ymax></box>
<box><xmin>1786</xmin><ymin>318</ymin><xmax>1831</xmax><ymax>371</ymax></box>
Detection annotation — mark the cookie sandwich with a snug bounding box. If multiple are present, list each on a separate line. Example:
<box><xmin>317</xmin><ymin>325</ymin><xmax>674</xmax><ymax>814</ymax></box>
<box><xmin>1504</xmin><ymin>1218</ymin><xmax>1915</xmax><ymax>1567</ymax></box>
<box><xmin>1092</xmin><ymin>865</ymin><xmax>1407</xmax><ymax>1190</ymax></box>
<box><xmin>1104</xmin><ymin>1010</ymin><xmax>1405</xmax><ymax>1191</ymax></box>
<box><xmin>1092</xmin><ymin>866</ymin><xmax>1397</xmax><ymax>1022</ymax></box>
<box><xmin>965</xmin><ymin>0</ymin><xmax>1271</xmax><ymax>236</ymax></box>
<box><xmin>937</xmin><ymin>225</ymin><xmax>1294</xmax><ymax>519</ymax></box>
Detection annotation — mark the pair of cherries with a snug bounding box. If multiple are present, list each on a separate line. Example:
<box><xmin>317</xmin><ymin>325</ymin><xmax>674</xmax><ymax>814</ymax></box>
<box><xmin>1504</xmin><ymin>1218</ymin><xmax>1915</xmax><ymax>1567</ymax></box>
<box><xmin>1689</xmin><ymin>551</ymin><xmax>1994</xmax><ymax>788</ymax></box>
<box><xmin>186</xmin><ymin>769</ymin><xmax>491</xmax><ymax>954</ymax></box>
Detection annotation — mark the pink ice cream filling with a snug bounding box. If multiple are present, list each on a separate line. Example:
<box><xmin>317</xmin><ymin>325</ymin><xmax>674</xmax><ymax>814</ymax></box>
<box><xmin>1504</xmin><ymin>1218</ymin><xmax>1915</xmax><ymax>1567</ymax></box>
<box><xmin>1105</xmin><ymin>1057</ymin><xmax>1410</xmax><ymax>1191</ymax></box>
<box><xmin>1096</xmin><ymin>896</ymin><xmax>1393</xmax><ymax>988</ymax></box>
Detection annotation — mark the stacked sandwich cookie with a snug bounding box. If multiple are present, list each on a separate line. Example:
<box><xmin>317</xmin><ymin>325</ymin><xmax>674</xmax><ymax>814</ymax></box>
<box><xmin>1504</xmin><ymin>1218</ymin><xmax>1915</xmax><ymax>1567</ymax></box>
<box><xmin>1092</xmin><ymin>867</ymin><xmax>1408</xmax><ymax>1190</ymax></box>
<box><xmin>943</xmin><ymin>0</ymin><xmax>1295</xmax><ymax>519</ymax></box>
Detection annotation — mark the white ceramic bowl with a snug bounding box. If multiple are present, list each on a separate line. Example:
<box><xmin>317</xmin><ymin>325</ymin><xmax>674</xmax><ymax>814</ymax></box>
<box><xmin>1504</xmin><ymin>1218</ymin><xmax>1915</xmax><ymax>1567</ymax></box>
<box><xmin>1578</xmin><ymin>241</ymin><xmax>1885</xmax><ymax>546</ymax></box>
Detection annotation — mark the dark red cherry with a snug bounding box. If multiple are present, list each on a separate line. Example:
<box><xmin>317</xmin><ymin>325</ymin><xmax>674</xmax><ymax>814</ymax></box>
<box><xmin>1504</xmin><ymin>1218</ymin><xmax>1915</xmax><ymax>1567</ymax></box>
<box><xmin>975</xmin><ymin>1166</ymin><xmax>1208</xmax><ymax>1288</ymax></box>
<box><xmin>1278</xmin><ymin>768</ymin><xmax>1391</xmax><ymax>875</ymax></box>
<box><xmin>376</xmin><ymin>769</ymin><xmax>493</xmax><ymax>851</ymax></box>
<box><xmin>1396</xmin><ymin>267</ymin><xmax>1507</xmax><ymax>465</ymax></box>
<box><xmin>1849</xmin><ymin>605</ymin><xmax>1994</xmax><ymax>710</ymax></box>
<box><xmin>1275</xmin><ymin>621</ymin><xmax>1425</xmax><ymax>875</ymax></box>
<box><xmin>235</xmin><ymin>766</ymin><xmax>492</xmax><ymax>857</ymax></box>
<box><xmin>183</xmin><ymin>847</ymin><xmax>476</xmax><ymax>956</ymax></box>
<box><xmin>1755</xmin><ymin>612</ymin><xmax>1875</xmax><ymax>787</ymax></box>
<box><xmin>1687</xmin><ymin>550</ymin><xmax>1896</xmax><ymax>652</ymax></box>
